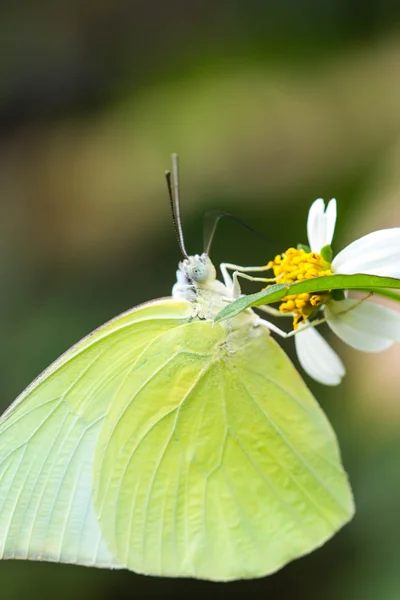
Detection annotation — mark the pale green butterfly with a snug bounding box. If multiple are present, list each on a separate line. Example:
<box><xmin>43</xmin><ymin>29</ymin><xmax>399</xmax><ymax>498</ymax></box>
<box><xmin>0</xmin><ymin>155</ymin><xmax>354</xmax><ymax>581</ymax></box>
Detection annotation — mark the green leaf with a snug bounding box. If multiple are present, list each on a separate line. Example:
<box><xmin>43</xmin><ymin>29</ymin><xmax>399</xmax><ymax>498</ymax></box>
<box><xmin>320</xmin><ymin>245</ymin><xmax>333</xmax><ymax>263</ymax></box>
<box><xmin>215</xmin><ymin>273</ymin><xmax>400</xmax><ymax>323</ymax></box>
<box><xmin>297</xmin><ymin>243</ymin><xmax>311</xmax><ymax>252</ymax></box>
<box><xmin>331</xmin><ymin>289</ymin><xmax>346</xmax><ymax>301</ymax></box>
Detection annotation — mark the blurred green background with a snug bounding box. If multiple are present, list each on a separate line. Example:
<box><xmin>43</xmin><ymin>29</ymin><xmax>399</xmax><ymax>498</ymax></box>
<box><xmin>1</xmin><ymin>1</ymin><xmax>400</xmax><ymax>599</ymax></box>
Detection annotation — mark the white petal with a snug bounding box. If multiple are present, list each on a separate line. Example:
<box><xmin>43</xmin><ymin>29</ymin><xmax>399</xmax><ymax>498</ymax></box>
<box><xmin>325</xmin><ymin>199</ymin><xmax>337</xmax><ymax>249</ymax></box>
<box><xmin>325</xmin><ymin>298</ymin><xmax>400</xmax><ymax>352</ymax></box>
<box><xmin>307</xmin><ymin>198</ymin><xmax>337</xmax><ymax>254</ymax></box>
<box><xmin>332</xmin><ymin>228</ymin><xmax>400</xmax><ymax>277</ymax></box>
<box><xmin>294</xmin><ymin>324</ymin><xmax>345</xmax><ymax>386</ymax></box>
<box><xmin>307</xmin><ymin>198</ymin><xmax>324</xmax><ymax>251</ymax></box>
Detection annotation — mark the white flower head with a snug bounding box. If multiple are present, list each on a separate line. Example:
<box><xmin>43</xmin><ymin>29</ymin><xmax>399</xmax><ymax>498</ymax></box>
<box><xmin>269</xmin><ymin>198</ymin><xmax>400</xmax><ymax>386</ymax></box>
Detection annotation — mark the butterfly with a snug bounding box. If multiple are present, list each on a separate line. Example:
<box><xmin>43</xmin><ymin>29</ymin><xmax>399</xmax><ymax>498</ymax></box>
<box><xmin>0</xmin><ymin>155</ymin><xmax>354</xmax><ymax>581</ymax></box>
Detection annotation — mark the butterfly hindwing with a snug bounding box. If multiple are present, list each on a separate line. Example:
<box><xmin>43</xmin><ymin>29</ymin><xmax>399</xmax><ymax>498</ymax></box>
<box><xmin>93</xmin><ymin>320</ymin><xmax>354</xmax><ymax>581</ymax></box>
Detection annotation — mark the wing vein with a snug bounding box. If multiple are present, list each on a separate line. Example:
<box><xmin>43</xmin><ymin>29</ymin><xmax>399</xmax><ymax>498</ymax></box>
<box><xmin>234</xmin><ymin>371</ymin><xmax>348</xmax><ymax>517</ymax></box>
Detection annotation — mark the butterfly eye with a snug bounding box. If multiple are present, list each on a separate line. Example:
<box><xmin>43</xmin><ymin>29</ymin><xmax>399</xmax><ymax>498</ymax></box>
<box><xmin>187</xmin><ymin>255</ymin><xmax>215</xmax><ymax>283</ymax></box>
<box><xmin>190</xmin><ymin>264</ymin><xmax>208</xmax><ymax>283</ymax></box>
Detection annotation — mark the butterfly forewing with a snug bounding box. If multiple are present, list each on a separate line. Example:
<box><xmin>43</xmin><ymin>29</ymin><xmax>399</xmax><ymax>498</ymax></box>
<box><xmin>0</xmin><ymin>299</ymin><xmax>191</xmax><ymax>566</ymax></box>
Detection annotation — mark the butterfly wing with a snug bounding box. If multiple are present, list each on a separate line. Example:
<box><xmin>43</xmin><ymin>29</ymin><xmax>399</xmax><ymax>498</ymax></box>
<box><xmin>94</xmin><ymin>320</ymin><xmax>354</xmax><ymax>581</ymax></box>
<box><xmin>0</xmin><ymin>299</ymin><xmax>191</xmax><ymax>567</ymax></box>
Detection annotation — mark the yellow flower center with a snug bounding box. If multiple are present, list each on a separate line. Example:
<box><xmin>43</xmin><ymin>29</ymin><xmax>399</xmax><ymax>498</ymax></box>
<box><xmin>267</xmin><ymin>247</ymin><xmax>333</xmax><ymax>328</ymax></box>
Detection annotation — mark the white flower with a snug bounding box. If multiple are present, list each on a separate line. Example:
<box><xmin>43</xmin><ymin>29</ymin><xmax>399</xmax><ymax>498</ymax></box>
<box><xmin>294</xmin><ymin>198</ymin><xmax>400</xmax><ymax>386</ymax></box>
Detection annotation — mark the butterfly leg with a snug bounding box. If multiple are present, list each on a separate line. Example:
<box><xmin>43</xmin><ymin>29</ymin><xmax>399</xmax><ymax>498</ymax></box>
<box><xmin>258</xmin><ymin>316</ymin><xmax>328</xmax><ymax>338</ymax></box>
<box><xmin>233</xmin><ymin>271</ymin><xmax>279</xmax><ymax>298</ymax></box>
<box><xmin>256</xmin><ymin>304</ymin><xmax>292</xmax><ymax>318</ymax></box>
<box><xmin>220</xmin><ymin>262</ymin><xmax>275</xmax><ymax>299</ymax></box>
<box><xmin>259</xmin><ymin>293</ymin><xmax>373</xmax><ymax>337</ymax></box>
<box><xmin>220</xmin><ymin>262</ymin><xmax>272</xmax><ymax>284</ymax></box>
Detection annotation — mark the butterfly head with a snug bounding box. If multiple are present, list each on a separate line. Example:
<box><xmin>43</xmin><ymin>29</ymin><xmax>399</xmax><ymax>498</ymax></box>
<box><xmin>173</xmin><ymin>253</ymin><xmax>227</xmax><ymax>312</ymax></box>
<box><xmin>179</xmin><ymin>253</ymin><xmax>216</xmax><ymax>285</ymax></box>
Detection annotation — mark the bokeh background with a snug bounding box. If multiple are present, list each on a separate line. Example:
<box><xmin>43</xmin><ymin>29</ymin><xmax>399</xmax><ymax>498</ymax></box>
<box><xmin>1</xmin><ymin>1</ymin><xmax>400</xmax><ymax>599</ymax></box>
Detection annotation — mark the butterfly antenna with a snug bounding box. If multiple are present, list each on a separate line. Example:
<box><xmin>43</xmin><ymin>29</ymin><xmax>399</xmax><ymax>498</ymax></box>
<box><xmin>165</xmin><ymin>154</ymin><xmax>189</xmax><ymax>259</ymax></box>
<box><xmin>204</xmin><ymin>210</ymin><xmax>280</xmax><ymax>256</ymax></box>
